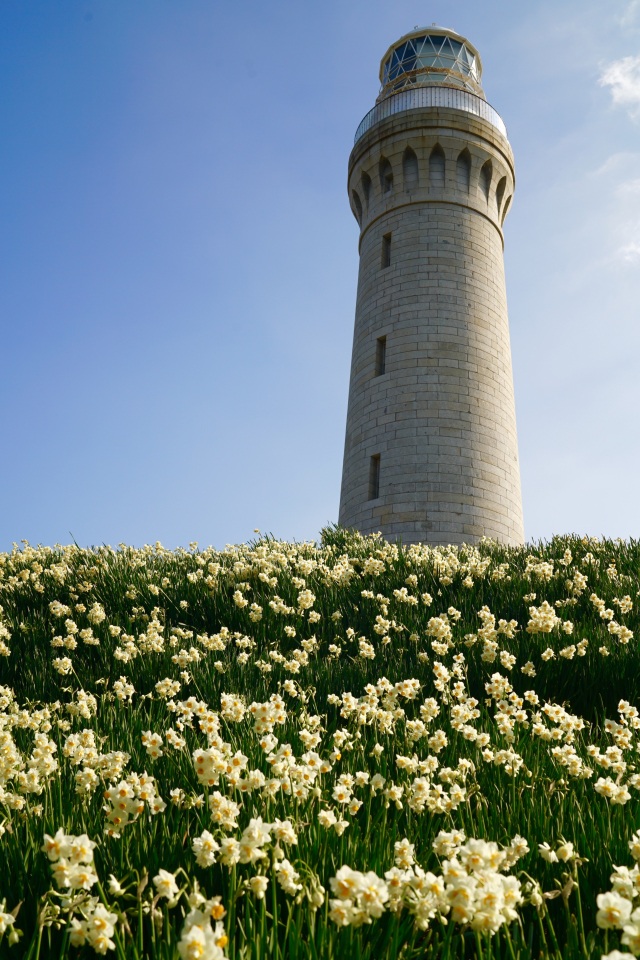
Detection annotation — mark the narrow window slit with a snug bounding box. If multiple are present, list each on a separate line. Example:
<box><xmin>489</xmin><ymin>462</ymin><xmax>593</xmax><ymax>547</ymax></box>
<box><xmin>375</xmin><ymin>336</ymin><xmax>386</xmax><ymax>376</ymax></box>
<box><xmin>369</xmin><ymin>454</ymin><xmax>381</xmax><ymax>500</ymax></box>
<box><xmin>381</xmin><ymin>233</ymin><xmax>391</xmax><ymax>268</ymax></box>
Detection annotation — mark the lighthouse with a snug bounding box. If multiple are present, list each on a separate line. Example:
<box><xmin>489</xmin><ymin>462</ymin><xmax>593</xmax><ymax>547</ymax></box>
<box><xmin>338</xmin><ymin>27</ymin><xmax>525</xmax><ymax>546</ymax></box>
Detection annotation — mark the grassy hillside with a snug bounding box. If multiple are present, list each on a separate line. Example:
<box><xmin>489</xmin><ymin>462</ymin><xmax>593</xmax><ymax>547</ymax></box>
<box><xmin>0</xmin><ymin>530</ymin><xmax>639</xmax><ymax>958</ymax></box>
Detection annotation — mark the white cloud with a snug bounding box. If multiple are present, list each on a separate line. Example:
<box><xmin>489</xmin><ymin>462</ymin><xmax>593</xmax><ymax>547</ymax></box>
<box><xmin>600</xmin><ymin>56</ymin><xmax>640</xmax><ymax>117</ymax></box>
<box><xmin>590</xmin><ymin>152</ymin><xmax>639</xmax><ymax>178</ymax></box>
<box><xmin>616</xmin><ymin>177</ymin><xmax>640</xmax><ymax>196</ymax></box>
<box><xmin>618</xmin><ymin>239</ymin><xmax>640</xmax><ymax>262</ymax></box>
<box><xmin>583</xmin><ymin>158</ymin><xmax>640</xmax><ymax>265</ymax></box>
<box><xmin>617</xmin><ymin>0</ymin><xmax>640</xmax><ymax>26</ymax></box>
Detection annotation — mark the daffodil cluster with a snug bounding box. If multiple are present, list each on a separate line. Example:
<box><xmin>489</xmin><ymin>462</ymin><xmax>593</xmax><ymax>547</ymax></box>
<box><xmin>0</xmin><ymin>533</ymin><xmax>639</xmax><ymax>957</ymax></box>
<box><xmin>41</xmin><ymin>829</ymin><xmax>118</xmax><ymax>954</ymax></box>
<box><xmin>329</xmin><ymin>833</ymin><xmax>528</xmax><ymax>934</ymax></box>
<box><xmin>596</xmin><ymin>831</ymin><xmax>640</xmax><ymax>956</ymax></box>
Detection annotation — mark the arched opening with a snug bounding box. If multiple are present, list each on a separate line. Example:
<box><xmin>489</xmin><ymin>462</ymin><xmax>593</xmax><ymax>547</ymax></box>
<box><xmin>352</xmin><ymin>189</ymin><xmax>363</xmax><ymax>224</ymax></box>
<box><xmin>456</xmin><ymin>149</ymin><xmax>471</xmax><ymax>192</ymax></box>
<box><xmin>429</xmin><ymin>145</ymin><xmax>446</xmax><ymax>189</ymax></box>
<box><xmin>361</xmin><ymin>171</ymin><xmax>372</xmax><ymax>209</ymax></box>
<box><xmin>379</xmin><ymin>157</ymin><xmax>393</xmax><ymax>194</ymax></box>
<box><xmin>501</xmin><ymin>195</ymin><xmax>512</xmax><ymax>225</ymax></box>
<box><xmin>480</xmin><ymin>159</ymin><xmax>493</xmax><ymax>202</ymax></box>
<box><xmin>496</xmin><ymin>176</ymin><xmax>507</xmax><ymax>214</ymax></box>
<box><xmin>402</xmin><ymin>147</ymin><xmax>419</xmax><ymax>191</ymax></box>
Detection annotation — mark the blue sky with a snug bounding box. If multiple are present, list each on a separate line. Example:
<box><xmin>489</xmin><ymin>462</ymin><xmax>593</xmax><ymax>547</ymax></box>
<box><xmin>2</xmin><ymin>0</ymin><xmax>640</xmax><ymax>551</ymax></box>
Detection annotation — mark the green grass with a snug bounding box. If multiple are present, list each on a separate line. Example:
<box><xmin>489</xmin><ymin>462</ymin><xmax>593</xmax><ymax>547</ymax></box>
<box><xmin>0</xmin><ymin>529</ymin><xmax>639</xmax><ymax>958</ymax></box>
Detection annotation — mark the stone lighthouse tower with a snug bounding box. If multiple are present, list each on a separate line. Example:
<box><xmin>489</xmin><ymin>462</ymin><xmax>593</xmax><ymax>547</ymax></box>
<box><xmin>338</xmin><ymin>26</ymin><xmax>524</xmax><ymax>546</ymax></box>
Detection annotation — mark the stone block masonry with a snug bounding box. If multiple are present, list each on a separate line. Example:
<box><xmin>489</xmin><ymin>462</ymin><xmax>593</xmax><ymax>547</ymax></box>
<box><xmin>338</xmin><ymin>74</ymin><xmax>525</xmax><ymax>547</ymax></box>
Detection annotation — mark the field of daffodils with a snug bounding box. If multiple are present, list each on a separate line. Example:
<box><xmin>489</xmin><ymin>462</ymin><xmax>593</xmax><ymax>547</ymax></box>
<box><xmin>1</xmin><ymin>528</ymin><xmax>639</xmax><ymax>959</ymax></box>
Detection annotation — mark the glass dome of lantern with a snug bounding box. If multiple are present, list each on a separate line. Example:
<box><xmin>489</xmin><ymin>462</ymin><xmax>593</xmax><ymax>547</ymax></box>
<box><xmin>378</xmin><ymin>26</ymin><xmax>484</xmax><ymax>102</ymax></box>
